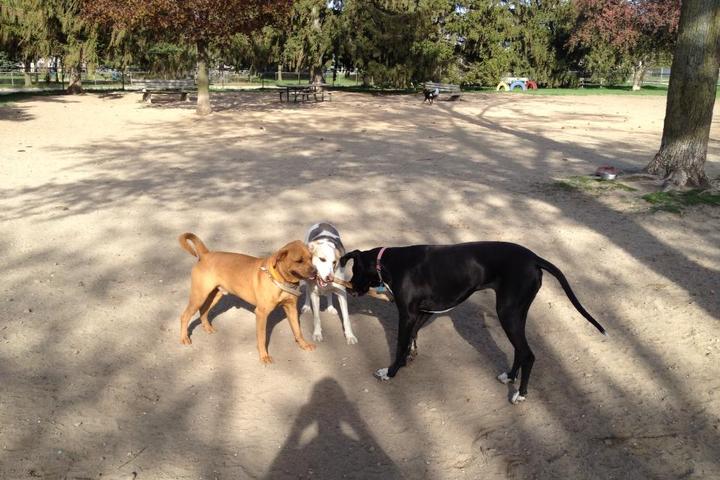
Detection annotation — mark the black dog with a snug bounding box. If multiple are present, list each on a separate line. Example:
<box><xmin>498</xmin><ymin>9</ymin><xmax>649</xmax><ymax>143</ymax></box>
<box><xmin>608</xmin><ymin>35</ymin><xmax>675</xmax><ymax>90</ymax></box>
<box><xmin>423</xmin><ymin>87</ymin><xmax>439</xmax><ymax>104</ymax></box>
<box><xmin>340</xmin><ymin>242</ymin><xmax>606</xmax><ymax>404</ymax></box>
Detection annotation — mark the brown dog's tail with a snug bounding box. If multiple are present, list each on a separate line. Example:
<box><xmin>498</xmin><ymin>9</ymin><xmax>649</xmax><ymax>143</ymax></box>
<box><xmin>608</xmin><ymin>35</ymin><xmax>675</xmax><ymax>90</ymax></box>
<box><xmin>178</xmin><ymin>233</ymin><xmax>210</xmax><ymax>259</ymax></box>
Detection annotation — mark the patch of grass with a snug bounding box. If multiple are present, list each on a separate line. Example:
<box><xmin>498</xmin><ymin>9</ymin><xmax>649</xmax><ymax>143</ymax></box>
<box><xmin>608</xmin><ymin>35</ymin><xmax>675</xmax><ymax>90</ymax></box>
<box><xmin>463</xmin><ymin>84</ymin><xmax>720</xmax><ymax>96</ymax></box>
<box><xmin>524</xmin><ymin>85</ymin><xmax>669</xmax><ymax>96</ymax></box>
<box><xmin>332</xmin><ymin>85</ymin><xmax>417</xmax><ymax>95</ymax></box>
<box><xmin>554</xmin><ymin>175</ymin><xmax>637</xmax><ymax>192</ymax></box>
<box><xmin>642</xmin><ymin>190</ymin><xmax>720</xmax><ymax>213</ymax></box>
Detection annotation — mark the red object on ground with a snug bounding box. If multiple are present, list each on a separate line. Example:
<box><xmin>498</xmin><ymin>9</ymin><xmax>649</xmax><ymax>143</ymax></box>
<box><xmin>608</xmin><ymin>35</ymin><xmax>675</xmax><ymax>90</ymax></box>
<box><xmin>595</xmin><ymin>166</ymin><xmax>621</xmax><ymax>176</ymax></box>
<box><xmin>526</xmin><ymin>80</ymin><xmax>538</xmax><ymax>89</ymax></box>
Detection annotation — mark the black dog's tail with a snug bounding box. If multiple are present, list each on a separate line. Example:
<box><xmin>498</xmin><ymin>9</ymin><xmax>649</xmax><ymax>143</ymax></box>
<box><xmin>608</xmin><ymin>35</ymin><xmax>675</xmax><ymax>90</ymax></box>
<box><xmin>536</xmin><ymin>256</ymin><xmax>607</xmax><ymax>336</ymax></box>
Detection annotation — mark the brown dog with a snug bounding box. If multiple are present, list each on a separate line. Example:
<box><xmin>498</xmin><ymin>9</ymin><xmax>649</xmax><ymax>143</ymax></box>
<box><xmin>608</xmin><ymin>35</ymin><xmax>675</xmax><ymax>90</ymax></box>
<box><xmin>178</xmin><ymin>233</ymin><xmax>317</xmax><ymax>363</ymax></box>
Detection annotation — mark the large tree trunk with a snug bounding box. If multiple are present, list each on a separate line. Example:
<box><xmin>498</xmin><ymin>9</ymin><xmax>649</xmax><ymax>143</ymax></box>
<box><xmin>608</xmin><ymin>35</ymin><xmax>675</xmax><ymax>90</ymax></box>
<box><xmin>645</xmin><ymin>0</ymin><xmax>720</xmax><ymax>188</ymax></box>
<box><xmin>196</xmin><ymin>41</ymin><xmax>212</xmax><ymax>116</ymax></box>
<box><xmin>67</xmin><ymin>62</ymin><xmax>83</xmax><ymax>94</ymax></box>
<box><xmin>277</xmin><ymin>63</ymin><xmax>282</xmax><ymax>82</ymax></box>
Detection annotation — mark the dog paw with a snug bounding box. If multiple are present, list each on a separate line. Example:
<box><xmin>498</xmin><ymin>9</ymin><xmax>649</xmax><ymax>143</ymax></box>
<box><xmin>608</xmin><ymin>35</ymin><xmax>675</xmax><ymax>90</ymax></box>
<box><xmin>202</xmin><ymin>324</ymin><xmax>216</xmax><ymax>334</ymax></box>
<box><xmin>181</xmin><ymin>336</ymin><xmax>192</xmax><ymax>345</ymax></box>
<box><xmin>260</xmin><ymin>354</ymin><xmax>274</xmax><ymax>364</ymax></box>
<box><xmin>326</xmin><ymin>306</ymin><xmax>338</xmax><ymax>315</ymax></box>
<box><xmin>374</xmin><ymin>368</ymin><xmax>391</xmax><ymax>381</ymax></box>
<box><xmin>407</xmin><ymin>350</ymin><xmax>418</xmax><ymax>363</ymax></box>
<box><xmin>497</xmin><ymin>372</ymin><xmax>514</xmax><ymax>384</ymax></box>
<box><xmin>301</xmin><ymin>305</ymin><xmax>311</xmax><ymax>314</ymax></box>
<box><xmin>312</xmin><ymin>332</ymin><xmax>324</xmax><ymax>342</ymax></box>
<box><xmin>299</xmin><ymin>341</ymin><xmax>316</xmax><ymax>351</ymax></box>
<box><xmin>345</xmin><ymin>334</ymin><xmax>358</xmax><ymax>345</ymax></box>
<box><xmin>511</xmin><ymin>391</ymin><xmax>526</xmax><ymax>404</ymax></box>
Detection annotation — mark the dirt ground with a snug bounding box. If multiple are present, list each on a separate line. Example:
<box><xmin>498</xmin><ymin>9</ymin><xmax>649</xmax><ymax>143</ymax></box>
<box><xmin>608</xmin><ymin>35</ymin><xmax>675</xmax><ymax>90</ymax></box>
<box><xmin>1</xmin><ymin>89</ymin><xmax>719</xmax><ymax>480</ymax></box>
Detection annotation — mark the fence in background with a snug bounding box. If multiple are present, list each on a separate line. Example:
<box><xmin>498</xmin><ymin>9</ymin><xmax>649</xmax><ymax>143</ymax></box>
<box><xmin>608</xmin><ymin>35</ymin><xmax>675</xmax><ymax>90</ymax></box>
<box><xmin>7</xmin><ymin>66</ymin><xmax>715</xmax><ymax>91</ymax></box>
<box><xmin>0</xmin><ymin>68</ymin><xmax>361</xmax><ymax>90</ymax></box>
<box><xmin>643</xmin><ymin>67</ymin><xmax>671</xmax><ymax>86</ymax></box>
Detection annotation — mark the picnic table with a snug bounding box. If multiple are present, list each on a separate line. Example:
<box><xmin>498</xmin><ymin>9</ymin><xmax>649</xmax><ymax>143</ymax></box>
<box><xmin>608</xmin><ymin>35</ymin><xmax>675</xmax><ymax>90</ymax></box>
<box><xmin>130</xmin><ymin>78</ymin><xmax>196</xmax><ymax>103</ymax></box>
<box><xmin>278</xmin><ymin>83</ymin><xmax>332</xmax><ymax>103</ymax></box>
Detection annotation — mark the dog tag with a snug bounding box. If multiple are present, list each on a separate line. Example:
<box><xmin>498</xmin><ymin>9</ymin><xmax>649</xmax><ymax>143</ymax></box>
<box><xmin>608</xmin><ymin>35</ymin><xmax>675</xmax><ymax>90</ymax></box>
<box><xmin>376</xmin><ymin>285</ymin><xmax>386</xmax><ymax>293</ymax></box>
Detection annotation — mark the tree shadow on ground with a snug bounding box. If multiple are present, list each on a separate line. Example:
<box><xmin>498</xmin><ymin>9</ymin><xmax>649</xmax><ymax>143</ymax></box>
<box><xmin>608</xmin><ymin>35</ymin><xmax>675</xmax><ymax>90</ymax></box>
<box><xmin>2</xmin><ymin>91</ymin><xmax>719</xmax><ymax>479</ymax></box>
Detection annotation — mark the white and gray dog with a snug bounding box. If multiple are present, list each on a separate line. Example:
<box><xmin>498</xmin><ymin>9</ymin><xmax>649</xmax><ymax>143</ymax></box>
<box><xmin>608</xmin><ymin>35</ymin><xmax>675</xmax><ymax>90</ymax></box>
<box><xmin>301</xmin><ymin>222</ymin><xmax>357</xmax><ymax>344</ymax></box>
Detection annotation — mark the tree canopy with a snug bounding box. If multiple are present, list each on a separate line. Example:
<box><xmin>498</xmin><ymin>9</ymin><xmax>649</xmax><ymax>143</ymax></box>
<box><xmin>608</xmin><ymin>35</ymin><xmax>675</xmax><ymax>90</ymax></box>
<box><xmin>0</xmin><ymin>0</ymin><xmax>688</xmax><ymax>99</ymax></box>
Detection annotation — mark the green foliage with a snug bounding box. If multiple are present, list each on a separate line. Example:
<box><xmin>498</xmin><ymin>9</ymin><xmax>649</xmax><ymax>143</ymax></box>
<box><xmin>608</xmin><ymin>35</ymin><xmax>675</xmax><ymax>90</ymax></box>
<box><xmin>338</xmin><ymin>0</ymin><xmax>459</xmax><ymax>87</ymax></box>
<box><xmin>581</xmin><ymin>43</ymin><xmax>632</xmax><ymax>85</ymax></box>
<box><xmin>0</xmin><ymin>51</ymin><xmax>17</xmax><ymax>69</ymax></box>
<box><xmin>448</xmin><ymin>1</ymin><xmax>515</xmax><ymax>86</ymax></box>
<box><xmin>642</xmin><ymin>190</ymin><xmax>720</xmax><ymax>213</ymax></box>
<box><xmin>0</xmin><ymin>0</ymin><xmax>680</xmax><ymax>91</ymax></box>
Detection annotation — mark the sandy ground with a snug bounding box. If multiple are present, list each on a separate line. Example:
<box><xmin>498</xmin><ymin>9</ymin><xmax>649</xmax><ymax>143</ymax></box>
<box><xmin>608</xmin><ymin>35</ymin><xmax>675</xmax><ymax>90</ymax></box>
<box><xmin>1</xmin><ymin>90</ymin><xmax>719</xmax><ymax>480</ymax></box>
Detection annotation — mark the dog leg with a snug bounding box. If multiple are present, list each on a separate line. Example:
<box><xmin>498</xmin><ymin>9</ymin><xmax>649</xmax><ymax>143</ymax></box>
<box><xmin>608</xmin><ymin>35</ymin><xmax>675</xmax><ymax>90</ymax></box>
<box><xmin>179</xmin><ymin>285</ymin><xmax>214</xmax><ymax>345</ymax></box>
<box><xmin>198</xmin><ymin>288</ymin><xmax>222</xmax><ymax>334</ymax></box>
<box><xmin>408</xmin><ymin>339</ymin><xmax>418</xmax><ymax>362</ymax></box>
<box><xmin>376</xmin><ymin>310</ymin><xmax>414</xmax><ymax>380</ymax></box>
<box><xmin>301</xmin><ymin>281</ymin><xmax>312</xmax><ymax>314</ymax></box>
<box><xmin>309</xmin><ymin>288</ymin><xmax>323</xmax><ymax>342</ymax></box>
<box><xmin>336</xmin><ymin>291</ymin><xmax>357</xmax><ymax>345</ymax></box>
<box><xmin>255</xmin><ymin>308</ymin><xmax>273</xmax><ymax>364</ymax></box>
<box><xmin>325</xmin><ymin>294</ymin><xmax>338</xmax><ymax>315</ymax></box>
<box><xmin>407</xmin><ymin>313</ymin><xmax>431</xmax><ymax>363</ymax></box>
<box><xmin>497</xmin><ymin>288</ymin><xmax>538</xmax><ymax>404</ymax></box>
<box><xmin>282</xmin><ymin>301</ymin><xmax>316</xmax><ymax>352</ymax></box>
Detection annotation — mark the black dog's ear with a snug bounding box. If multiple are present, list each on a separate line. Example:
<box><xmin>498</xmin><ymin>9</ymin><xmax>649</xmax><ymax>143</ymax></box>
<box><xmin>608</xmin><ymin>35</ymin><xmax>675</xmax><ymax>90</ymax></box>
<box><xmin>340</xmin><ymin>249</ymin><xmax>361</xmax><ymax>268</ymax></box>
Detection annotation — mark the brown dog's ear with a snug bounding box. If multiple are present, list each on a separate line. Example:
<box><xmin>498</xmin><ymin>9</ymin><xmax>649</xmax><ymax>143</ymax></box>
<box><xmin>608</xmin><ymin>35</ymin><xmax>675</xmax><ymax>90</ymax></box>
<box><xmin>340</xmin><ymin>249</ymin><xmax>361</xmax><ymax>268</ymax></box>
<box><xmin>274</xmin><ymin>247</ymin><xmax>289</xmax><ymax>268</ymax></box>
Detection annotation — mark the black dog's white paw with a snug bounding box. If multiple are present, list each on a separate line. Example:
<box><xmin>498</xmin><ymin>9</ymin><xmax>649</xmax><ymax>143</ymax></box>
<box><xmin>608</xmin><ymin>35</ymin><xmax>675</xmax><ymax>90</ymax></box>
<box><xmin>511</xmin><ymin>391</ymin><xmax>526</xmax><ymax>404</ymax></box>
<box><xmin>497</xmin><ymin>372</ymin><xmax>514</xmax><ymax>384</ymax></box>
<box><xmin>374</xmin><ymin>368</ymin><xmax>390</xmax><ymax>381</ymax></box>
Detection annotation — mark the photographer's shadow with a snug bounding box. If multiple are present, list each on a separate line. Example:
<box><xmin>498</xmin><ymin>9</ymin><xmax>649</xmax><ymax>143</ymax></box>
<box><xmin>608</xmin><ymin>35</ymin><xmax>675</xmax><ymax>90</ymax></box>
<box><xmin>266</xmin><ymin>377</ymin><xmax>402</xmax><ymax>480</ymax></box>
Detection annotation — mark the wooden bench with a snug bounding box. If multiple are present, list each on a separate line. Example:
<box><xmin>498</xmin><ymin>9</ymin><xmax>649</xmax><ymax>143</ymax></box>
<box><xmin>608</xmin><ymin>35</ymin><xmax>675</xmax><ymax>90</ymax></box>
<box><xmin>423</xmin><ymin>82</ymin><xmax>461</xmax><ymax>100</ymax></box>
<box><xmin>130</xmin><ymin>79</ymin><xmax>196</xmax><ymax>103</ymax></box>
<box><xmin>579</xmin><ymin>77</ymin><xmax>603</xmax><ymax>88</ymax></box>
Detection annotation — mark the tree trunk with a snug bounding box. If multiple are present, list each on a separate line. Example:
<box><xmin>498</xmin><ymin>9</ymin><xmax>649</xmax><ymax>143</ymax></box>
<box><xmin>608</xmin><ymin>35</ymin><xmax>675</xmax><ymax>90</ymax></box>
<box><xmin>631</xmin><ymin>59</ymin><xmax>647</xmax><ymax>91</ymax></box>
<box><xmin>310</xmin><ymin>65</ymin><xmax>324</xmax><ymax>84</ymax></box>
<box><xmin>361</xmin><ymin>72</ymin><xmax>370</xmax><ymax>87</ymax></box>
<box><xmin>277</xmin><ymin>63</ymin><xmax>282</xmax><ymax>81</ymax></box>
<box><xmin>196</xmin><ymin>41</ymin><xmax>212</xmax><ymax>116</ymax></box>
<box><xmin>67</xmin><ymin>62</ymin><xmax>83</xmax><ymax>94</ymax></box>
<box><xmin>23</xmin><ymin>61</ymin><xmax>32</xmax><ymax>87</ymax></box>
<box><xmin>645</xmin><ymin>0</ymin><xmax>720</xmax><ymax>188</ymax></box>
